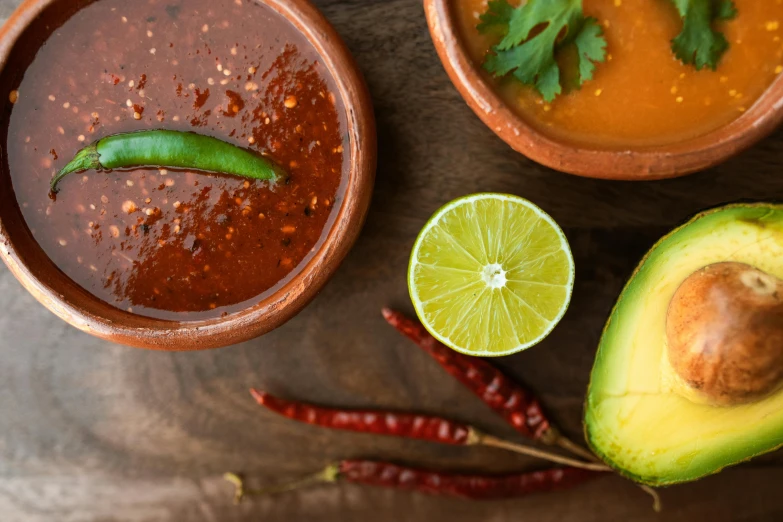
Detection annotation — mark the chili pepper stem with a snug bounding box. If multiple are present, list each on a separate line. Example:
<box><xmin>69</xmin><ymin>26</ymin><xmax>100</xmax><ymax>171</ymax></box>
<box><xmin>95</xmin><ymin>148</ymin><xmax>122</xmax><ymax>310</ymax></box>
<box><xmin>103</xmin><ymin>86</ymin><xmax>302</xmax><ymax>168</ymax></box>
<box><xmin>554</xmin><ymin>435</ymin><xmax>599</xmax><ymax>462</ymax></box>
<box><xmin>50</xmin><ymin>144</ymin><xmax>100</xmax><ymax>193</ymax></box>
<box><xmin>224</xmin><ymin>465</ymin><xmax>340</xmax><ymax>504</ymax></box>
<box><xmin>547</xmin><ymin>435</ymin><xmax>663</xmax><ymax>513</ymax></box>
<box><xmin>223</xmin><ymin>473</ymin><xmax>246</xmax><ymax>504</ymax></box>
<box><xmin>640</xmin><ymin>485</ymin><xmax>663</xmax><ymax>513</ymax></box>
<box><xmin>540</xmin><ymin>425</ymin><xmax>600</xmax><ymax>462</ymax></box>
<box><xmin>538</xmin><ymin>427</ymin><xmax>560</xmax><ymax>446</ymax></box>
<box><xmin>469</xmin><ymin>429</ymin><xmax>611</xmax><ymax>472</ymax></box>
<box><xmin>473</xmin><ymin>432</ymin><xmax>662</xmax><ymax>512</ymax></box>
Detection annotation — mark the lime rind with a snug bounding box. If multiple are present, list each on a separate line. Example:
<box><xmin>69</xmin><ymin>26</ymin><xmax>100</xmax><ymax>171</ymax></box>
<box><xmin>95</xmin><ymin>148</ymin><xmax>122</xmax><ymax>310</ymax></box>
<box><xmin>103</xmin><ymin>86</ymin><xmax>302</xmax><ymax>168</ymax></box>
<box><xmin>408</xmin><ymin>193</ymin><xmax>574</xmax><ymax>357</ymax></box>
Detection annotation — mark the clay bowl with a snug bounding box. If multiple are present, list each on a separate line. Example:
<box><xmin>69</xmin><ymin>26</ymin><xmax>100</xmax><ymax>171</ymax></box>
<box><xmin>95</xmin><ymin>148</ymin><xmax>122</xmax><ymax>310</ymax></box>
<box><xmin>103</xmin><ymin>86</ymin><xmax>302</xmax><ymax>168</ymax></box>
<box><xmin>0</xmin><ymin>0</ymin><xmax>376</xmax><ymax>350</ymax></box>
<box><xmin>424</xmin><ymin>0</ymin><xmax>783</xmax><ymax>180</ymax></box>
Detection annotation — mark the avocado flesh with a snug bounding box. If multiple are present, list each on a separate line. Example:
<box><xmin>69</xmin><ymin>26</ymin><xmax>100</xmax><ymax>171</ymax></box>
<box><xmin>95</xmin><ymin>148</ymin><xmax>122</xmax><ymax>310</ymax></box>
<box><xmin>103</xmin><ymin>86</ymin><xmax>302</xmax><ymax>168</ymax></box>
<box><xmin>585</xmin><ymin>204</ymin><xmax>783</xmax><ymax>486</ymax></box>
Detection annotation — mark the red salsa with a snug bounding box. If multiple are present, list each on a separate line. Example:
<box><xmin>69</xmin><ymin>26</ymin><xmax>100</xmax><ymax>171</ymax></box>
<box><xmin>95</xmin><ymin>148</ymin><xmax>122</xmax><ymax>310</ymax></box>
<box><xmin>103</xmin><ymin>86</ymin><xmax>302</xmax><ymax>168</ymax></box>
<box><xmin>7</xmin><ymin>0</ymin><xmax>348</xmax><ymax>320</ymax></box>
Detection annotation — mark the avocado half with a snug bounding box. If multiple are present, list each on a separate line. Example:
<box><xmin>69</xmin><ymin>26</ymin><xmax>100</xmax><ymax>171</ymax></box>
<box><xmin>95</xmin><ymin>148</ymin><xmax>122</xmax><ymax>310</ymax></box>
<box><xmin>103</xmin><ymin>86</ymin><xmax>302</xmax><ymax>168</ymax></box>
<box><xmin>585</xmin><ymin>203</ymin><xmax>783</xmax><ymax>486</ymax></box>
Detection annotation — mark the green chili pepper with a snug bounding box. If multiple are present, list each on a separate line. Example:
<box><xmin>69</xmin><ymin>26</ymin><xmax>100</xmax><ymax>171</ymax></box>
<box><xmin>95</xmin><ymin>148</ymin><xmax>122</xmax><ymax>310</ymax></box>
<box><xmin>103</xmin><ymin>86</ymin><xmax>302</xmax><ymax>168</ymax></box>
<box><xmin>50</xmin><ymin>129</ymin><xmax>285</xmax><ymax>193</ymax></box>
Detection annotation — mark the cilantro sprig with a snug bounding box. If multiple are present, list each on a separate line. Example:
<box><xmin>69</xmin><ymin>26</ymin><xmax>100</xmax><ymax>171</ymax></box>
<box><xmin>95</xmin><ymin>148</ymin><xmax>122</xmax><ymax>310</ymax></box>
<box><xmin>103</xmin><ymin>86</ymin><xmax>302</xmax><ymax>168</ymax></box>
<box><xmin>670</xmin><ymin>0</ymin><xmax>737</xmax><ymax>70</ymax></box>
<box><xmin>478</xmin><ymin>0</ymin><xmax>607</xmax><ymax>103</ymax></box>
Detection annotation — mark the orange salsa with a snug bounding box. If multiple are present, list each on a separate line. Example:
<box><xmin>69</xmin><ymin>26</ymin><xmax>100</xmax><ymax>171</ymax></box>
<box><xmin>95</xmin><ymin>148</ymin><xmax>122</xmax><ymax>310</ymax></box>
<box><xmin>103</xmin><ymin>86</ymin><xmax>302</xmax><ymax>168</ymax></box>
<box><xmin>456</xmin><ymin>0</ymin><xmax>783</xmax><ymax>148</ymax></box>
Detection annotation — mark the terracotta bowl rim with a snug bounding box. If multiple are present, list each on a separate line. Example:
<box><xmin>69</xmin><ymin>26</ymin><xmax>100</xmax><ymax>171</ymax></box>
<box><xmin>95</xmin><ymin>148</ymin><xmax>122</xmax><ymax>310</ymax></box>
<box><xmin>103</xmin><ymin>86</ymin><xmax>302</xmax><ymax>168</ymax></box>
<box><xmin>424</xmin><ymin>0</ymin><xmax>783</xmax><ymax>180</ymax></box>
<box><xmin>0</xmin><ymin>0</ymin><xmax>376</xmax><ymax>350</ymax></box>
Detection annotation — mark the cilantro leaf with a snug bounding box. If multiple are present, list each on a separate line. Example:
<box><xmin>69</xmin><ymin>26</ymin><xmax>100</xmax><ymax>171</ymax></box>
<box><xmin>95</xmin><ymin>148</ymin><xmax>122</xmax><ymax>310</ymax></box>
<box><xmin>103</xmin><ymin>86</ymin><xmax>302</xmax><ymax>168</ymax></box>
<box><xmin>714</xmin><ymin>0</ymin><xmax>737</xmax><ymax>20</ymax></box>
<box><xmin>670</xmin><ymin>0</ymin><xmax>735</xmax><ymax>70</ymax></box>
<box><xmin>574</xmin><ymin>18</ymin><xmax>607</xmax><ymax>84</ymax></box>
<box><xmin>534</xmin><ymin>62</ymin><xmax>562</xmax><ymax>102</ymax></box>
<box><xmin>478</xmin><ymin>0</ymin><xmax>607</xmax><ymax>103</ymax></box>
<box><xmin>477</xmin><ymin>0</ymin><xmax>514</xmax><ymax>35</ymax></box>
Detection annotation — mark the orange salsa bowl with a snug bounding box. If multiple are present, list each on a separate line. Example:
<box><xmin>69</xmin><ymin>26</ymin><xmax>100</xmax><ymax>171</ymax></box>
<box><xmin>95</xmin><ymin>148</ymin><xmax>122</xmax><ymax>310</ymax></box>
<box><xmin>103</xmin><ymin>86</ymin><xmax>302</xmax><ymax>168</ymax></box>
<box><xmin>425</xmin><ymin>0</ymin><xmax>783</xmax><ymax>180</ymax></box>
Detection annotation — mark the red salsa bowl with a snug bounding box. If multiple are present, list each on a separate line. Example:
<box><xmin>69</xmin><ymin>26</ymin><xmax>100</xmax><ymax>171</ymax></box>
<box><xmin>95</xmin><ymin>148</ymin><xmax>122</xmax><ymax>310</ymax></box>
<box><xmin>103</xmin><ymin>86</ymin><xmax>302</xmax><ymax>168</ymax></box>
<box><xmin>0</xmin><ymin>0</ymin><xmax>375</xmax><ymax>349</ymax></box>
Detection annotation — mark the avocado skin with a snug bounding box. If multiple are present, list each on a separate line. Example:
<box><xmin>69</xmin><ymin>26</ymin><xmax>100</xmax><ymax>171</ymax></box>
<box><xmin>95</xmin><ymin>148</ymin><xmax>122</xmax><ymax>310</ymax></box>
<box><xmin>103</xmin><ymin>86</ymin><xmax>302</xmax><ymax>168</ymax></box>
<box><xmin>583</xmin><ymin>203</ymin><xmax>783</xmax><ymax>487</ymax></box>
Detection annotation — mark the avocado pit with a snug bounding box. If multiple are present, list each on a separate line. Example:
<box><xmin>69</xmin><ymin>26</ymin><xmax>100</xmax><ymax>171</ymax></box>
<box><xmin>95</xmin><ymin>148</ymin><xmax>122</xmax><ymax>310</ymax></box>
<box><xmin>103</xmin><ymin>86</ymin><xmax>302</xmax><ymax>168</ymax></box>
<box><xmin>666</xmin><ymin>262</ymin><xmax>783</xmax><ymax>406</ymax></box>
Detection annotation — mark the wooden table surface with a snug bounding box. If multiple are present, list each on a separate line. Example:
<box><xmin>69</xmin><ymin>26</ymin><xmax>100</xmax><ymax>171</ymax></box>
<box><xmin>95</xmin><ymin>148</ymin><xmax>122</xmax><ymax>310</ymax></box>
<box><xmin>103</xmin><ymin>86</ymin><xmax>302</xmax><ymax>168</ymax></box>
<box><xmin>2</xmin><ymin>0</ymin><xmax>783</xmax><ymax>520</ymax></box>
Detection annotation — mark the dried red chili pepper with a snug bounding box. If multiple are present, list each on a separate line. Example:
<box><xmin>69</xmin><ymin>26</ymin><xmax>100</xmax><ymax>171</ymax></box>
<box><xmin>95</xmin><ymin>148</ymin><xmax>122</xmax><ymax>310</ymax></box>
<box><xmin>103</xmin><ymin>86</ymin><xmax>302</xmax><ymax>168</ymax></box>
<box><xmin>250</xmin><ymin>389</ymin><xmax>608</xmax><ymax>471</ymax></box>
<box><xmin>251</xmin><ymin>389</ymin><xmax>472</xmax><ymax>445</ymax></box>
<box><xmin>382</xmin><ymin>308</ymin><xmax>598</xmax><ymax>461</ymax></box>
<box><xmin>381</xmin><ymin>308</ymin><xmax>554</xmax><ymax>441</ymax></box>
<box><xmin>224</xmin><ymin>461</ymin><xmax>598</xmax><ymax>502</ymax></box>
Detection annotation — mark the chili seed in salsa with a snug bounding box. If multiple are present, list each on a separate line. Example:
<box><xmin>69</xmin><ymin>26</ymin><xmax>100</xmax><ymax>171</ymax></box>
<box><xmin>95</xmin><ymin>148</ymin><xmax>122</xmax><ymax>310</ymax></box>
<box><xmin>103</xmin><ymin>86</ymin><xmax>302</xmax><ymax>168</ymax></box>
<box><xmin>7</xmin><ymin>0</ymin><xmax>349</xmax><ymax>320</ymax></box>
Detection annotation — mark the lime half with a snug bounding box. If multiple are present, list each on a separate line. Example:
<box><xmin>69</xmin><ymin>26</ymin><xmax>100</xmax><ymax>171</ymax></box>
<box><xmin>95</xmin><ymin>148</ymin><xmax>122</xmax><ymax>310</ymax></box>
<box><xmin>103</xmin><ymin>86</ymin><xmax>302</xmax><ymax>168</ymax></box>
<box><xmin>408</xmin><ymin>193</ymin><xmax>574</xmax><ymax>357</ymax></box>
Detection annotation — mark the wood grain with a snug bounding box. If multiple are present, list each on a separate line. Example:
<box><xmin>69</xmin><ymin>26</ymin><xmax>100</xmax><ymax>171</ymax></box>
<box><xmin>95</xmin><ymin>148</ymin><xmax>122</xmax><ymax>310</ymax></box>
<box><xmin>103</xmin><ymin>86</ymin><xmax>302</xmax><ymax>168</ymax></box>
<box><xmin>1</xmin><ymin>0</ymin><xmax>783</xmax><ymax>520</ymax></box>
